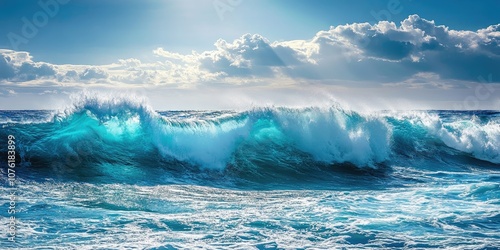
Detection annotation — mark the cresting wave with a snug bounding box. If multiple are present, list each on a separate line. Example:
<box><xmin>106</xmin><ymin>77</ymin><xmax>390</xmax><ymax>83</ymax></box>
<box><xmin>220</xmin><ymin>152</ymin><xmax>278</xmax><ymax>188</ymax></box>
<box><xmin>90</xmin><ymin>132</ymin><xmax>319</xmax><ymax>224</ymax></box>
<box><xmin>2</xmin><ymin>95</ymin><xmax>499</xmax><ymax>179</ymax></box>
<box><xmin>388</xmin><ymin>111</ymin><xmax>500</xmax><ymax>164</ymax></box>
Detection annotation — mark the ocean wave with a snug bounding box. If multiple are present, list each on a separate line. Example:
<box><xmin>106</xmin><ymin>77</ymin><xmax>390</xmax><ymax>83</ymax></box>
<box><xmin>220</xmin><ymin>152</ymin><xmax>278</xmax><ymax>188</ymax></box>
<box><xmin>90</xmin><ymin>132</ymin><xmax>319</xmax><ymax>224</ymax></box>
<box><xmin>389</xmin><ymin>111</ymin><xmax>500</xmax><ymax>164</ymax></box>
<box><xmin>1</xmin><ymin>95</ymin><xmax>499</xmax><ymax>181</ymax></box>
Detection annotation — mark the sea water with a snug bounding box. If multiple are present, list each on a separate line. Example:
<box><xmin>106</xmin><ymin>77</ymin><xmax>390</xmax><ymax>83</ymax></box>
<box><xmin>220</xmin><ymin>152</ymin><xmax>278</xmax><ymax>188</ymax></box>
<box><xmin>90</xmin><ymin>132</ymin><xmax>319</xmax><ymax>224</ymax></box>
<box><xmin>1</xmin><ymin>96</ymin><xmax>499</xmax><ymax>249</ymax></box>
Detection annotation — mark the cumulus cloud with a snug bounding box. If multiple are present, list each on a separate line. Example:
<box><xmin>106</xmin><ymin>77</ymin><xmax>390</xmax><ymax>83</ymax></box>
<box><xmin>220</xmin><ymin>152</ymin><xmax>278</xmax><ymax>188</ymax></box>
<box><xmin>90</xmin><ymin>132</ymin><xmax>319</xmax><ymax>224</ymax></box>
<box><xmin>286</xmin><ymin>14</ymin><xmax>500</xmax><ymax>83</ymax></box>
<box><xmin>0</xmin><ymin>50</ymin><xmax>57</xmax><ymax>81</ymax></box>
<box><xmin>196</xmin><ymin>34</ymin><xmax>306</xmax><ymax>77</ymax></box>
<box><xmin>117</xmin><ymin>58</ymin><xmax>142</xmax><ymax>69</ymax></box>
<box><xmin>153</xmin><ymin>14</ymin><xmax>500</xmax><ymax>84</ymax></box>
<box><xmin>17</xmin><ymin>62</ymin><xmax>57</xmax><ymax>81</ymax></box>
<box><xmin>1</xmin><ymin>14</ymin><xmax>499</xmax><ymax>90</ymax></box>
<box><xmin>0</xmin><ymin>53</ymin><xmax>16</xmax><ymax>80</ymax></box>
<box><xmin>79</xmin><ymin>67</ymin><xmax>109</xmax><ymax>80</ymax></box>
<box><xmin>0</xmin><ymin>49</ymin><xmax>108</xmax><ymax>84</ymax></box>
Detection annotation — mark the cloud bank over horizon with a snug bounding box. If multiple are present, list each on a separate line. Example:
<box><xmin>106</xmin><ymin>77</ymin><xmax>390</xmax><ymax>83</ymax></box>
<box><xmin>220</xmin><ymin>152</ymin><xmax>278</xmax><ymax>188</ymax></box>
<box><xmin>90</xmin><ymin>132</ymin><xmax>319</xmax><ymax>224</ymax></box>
<box><xmin>1</xmin><ymin>14</ymin><xmax>499</xmax><ymax>110</ymax></box>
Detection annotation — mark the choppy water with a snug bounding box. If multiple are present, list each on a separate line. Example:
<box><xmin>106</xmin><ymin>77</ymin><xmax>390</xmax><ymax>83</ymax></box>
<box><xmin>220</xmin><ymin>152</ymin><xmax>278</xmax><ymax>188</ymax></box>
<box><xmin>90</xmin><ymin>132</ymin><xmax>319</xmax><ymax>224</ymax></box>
<box><xmin>1</xmin><ymin>96</ymin><xmax>499</xmax><ymax>249</ymax></box>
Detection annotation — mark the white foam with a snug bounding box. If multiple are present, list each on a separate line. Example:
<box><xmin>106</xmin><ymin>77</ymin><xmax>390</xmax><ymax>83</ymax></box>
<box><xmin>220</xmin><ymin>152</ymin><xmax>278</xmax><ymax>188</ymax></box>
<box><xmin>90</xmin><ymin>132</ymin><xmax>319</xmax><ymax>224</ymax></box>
<box><xmin>270</xmin><ymin>107</ymin><xmax>391</xmax><ymax>167</ymax></box>
<box><xmin>394</xmin><ymin>111</ymin><xmax>500</xmax><ymax>163</ymax></box>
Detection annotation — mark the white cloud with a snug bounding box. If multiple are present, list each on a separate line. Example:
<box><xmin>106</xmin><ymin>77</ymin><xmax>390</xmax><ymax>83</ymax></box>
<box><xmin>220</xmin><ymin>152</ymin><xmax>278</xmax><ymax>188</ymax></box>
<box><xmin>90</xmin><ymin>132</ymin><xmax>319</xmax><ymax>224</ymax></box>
<box><xmin>0</xmin><ymin>49</ymin><xmax>56</xmax><ymax>81</ymax></box>
<box><xmin>79</xmin><ymin>67</ymin><xmax>108</xmax><ymax>81</ymax></box>
<box><xmin>0</xmin><ymin>14</ymin><xmax>499</xmax><ymax>92</ymax></box>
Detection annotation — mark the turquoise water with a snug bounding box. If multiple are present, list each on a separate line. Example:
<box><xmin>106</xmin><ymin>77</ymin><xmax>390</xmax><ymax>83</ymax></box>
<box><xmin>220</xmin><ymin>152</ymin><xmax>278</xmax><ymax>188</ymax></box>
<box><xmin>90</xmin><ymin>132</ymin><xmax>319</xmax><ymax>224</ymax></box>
<box><xmin>1</xmin><ymin>97</ymin><xmax>499</xmax><ymax>249</ymax></box>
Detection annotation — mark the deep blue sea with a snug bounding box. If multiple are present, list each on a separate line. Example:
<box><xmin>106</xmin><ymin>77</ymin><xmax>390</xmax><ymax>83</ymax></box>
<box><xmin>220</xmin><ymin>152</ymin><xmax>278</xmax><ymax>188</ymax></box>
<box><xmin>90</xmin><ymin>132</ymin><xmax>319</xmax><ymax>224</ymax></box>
<box><xmin>1</xmin><ymin>97</ymin><xmax>499</xmax><ymax>249</ymax></box>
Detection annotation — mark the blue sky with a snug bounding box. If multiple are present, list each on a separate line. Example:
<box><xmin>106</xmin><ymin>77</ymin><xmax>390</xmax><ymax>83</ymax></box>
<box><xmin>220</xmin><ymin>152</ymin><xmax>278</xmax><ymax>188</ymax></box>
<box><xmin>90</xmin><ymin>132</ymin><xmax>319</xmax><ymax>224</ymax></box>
<box><xmin>0</xmin><ymin>0</ymin><xmax>499</xmax><ymax>110</ymax></box>
<box><xmin>1</xmin><ymin>0</ymin><xmax>499</xmax><ymax>64</ymax></box>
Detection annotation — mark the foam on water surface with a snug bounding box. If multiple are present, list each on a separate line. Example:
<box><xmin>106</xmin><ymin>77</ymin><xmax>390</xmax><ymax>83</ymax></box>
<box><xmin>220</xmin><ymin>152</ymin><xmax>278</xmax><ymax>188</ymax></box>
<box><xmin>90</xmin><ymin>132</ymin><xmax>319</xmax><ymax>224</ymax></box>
<box><xmin>1</xmin><ymin>95</ymin><xmax>499</xmax><ymax>249</ymax></box>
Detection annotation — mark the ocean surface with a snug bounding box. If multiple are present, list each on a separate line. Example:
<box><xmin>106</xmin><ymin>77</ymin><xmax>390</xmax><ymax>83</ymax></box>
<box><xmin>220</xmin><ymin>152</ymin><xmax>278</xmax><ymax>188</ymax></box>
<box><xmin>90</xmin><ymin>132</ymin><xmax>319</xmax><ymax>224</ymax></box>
<box><xmin>1</xmin><ymin>96</ymin><xmax>499</xmax><ymax>249</ymax></box>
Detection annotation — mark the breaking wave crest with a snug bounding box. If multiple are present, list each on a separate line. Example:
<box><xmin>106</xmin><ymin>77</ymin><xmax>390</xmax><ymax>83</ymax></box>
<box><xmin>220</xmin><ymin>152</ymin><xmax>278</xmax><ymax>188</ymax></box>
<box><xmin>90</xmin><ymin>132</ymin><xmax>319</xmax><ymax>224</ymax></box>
<box><xmin>1</xmin><ymin>94</ymin><xmax>499</xmax><ymax>182</ymax></box>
